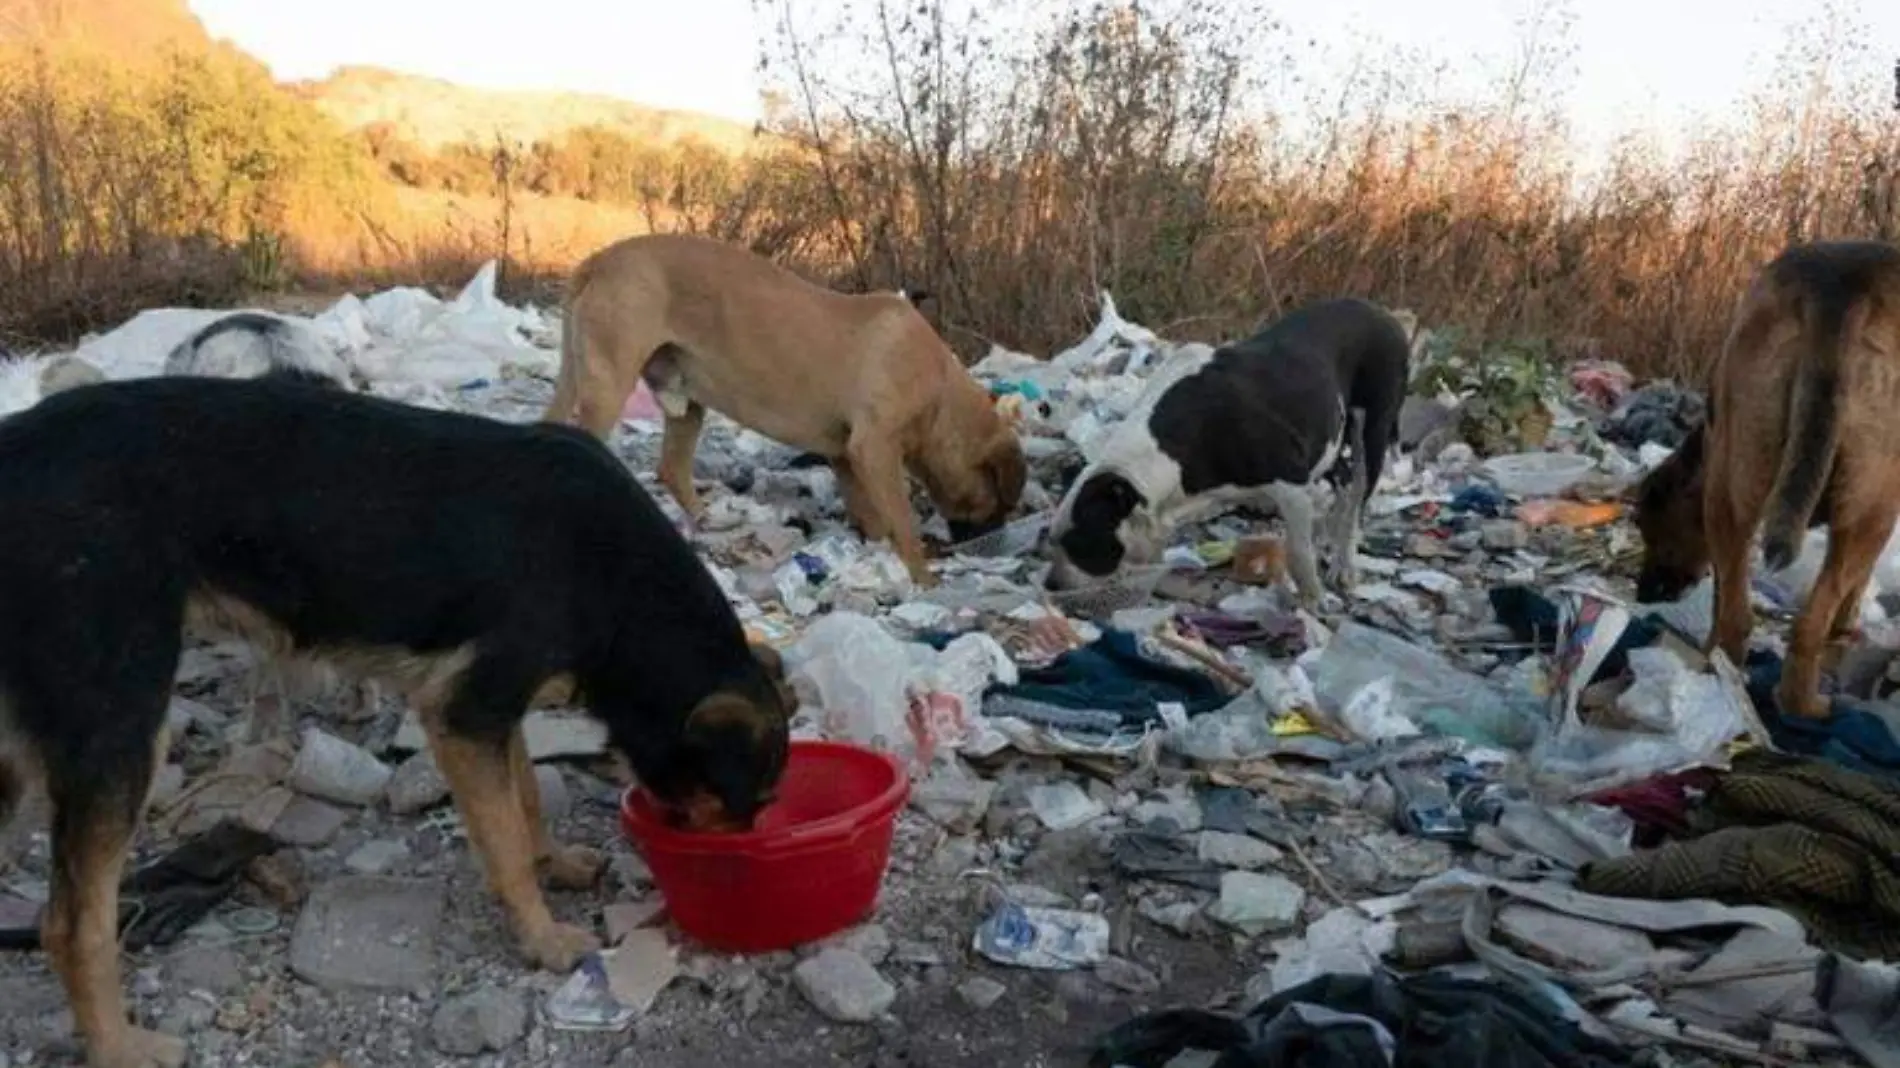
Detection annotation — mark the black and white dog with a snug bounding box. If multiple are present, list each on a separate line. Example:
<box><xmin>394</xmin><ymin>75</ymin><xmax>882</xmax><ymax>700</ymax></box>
<box><xmin>1045</xmin><ymin>297</ymin><xmax>1412</xmax><ymax>605</ymax></box>
<box><xmin>165</xmin><ymin>311</ymin><xmax>355</xmax><ymax>388</ymax></box>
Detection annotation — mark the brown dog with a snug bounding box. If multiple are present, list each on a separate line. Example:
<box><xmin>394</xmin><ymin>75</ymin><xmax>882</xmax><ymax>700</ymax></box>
<box><xmin>1633</xmin><ymin>239</ymin><xmax>1900</xmax><ymax>718</ymax></box>
<box><xmin>543</xmin><ymin>234</ymin><xmax>1027</xmax><ymax>586</ymax></box>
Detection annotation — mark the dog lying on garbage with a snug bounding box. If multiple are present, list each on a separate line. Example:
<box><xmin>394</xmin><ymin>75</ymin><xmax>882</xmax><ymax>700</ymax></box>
<box><xmin>164</xmin><ymin>310</ymin><xmax>356</xmax><ymax>388</ymax></box>
<box><xmin>1044</xmin><ymin>297</ymin><xmax>1413</xmax><ymax>605</ymax></box>
<box><xmin>1632</xmin><ymin>238</ymin><xmax>1900</xmax><ymax>719</ymax></box>
<box><xmin>542</xmin><ymin>233</ymin><xmax>1027</xmax><ymax>587</ymax></box>
<box><xmin>0</xmin><ymin>371</ymin><xmax>792</xmax><ymax>1068</ymax></box>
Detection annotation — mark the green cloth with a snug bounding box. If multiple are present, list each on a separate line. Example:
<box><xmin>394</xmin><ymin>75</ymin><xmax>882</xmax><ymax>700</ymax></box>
<box><xmin>1578</xmin><ymin>752</ymin><xmax>1900</xmax><ymax>959</ymax></box>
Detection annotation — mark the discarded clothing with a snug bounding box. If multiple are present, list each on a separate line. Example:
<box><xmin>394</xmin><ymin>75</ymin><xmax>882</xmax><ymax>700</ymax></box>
<box><xmin>1783</xmin><ymin>700</ymin><xmax>1900</xmax><ymax>779</ymax></box>
<box><xmin>1581</xmin><ymin>769</ymin><xmax>1718</xmax><ymax>849</ymax></box>
<box><xmin>1577</xmin><ymin>752</ymin><xmax>1900</xmax><ymax>958</ymax></box>
<box><xmin>1449</xmin><ymin>484</ymin><xmax>1507</xmax><ymax>518</ymax></box>
<box><xmin>1742</xmin><ymin>650</ymin><xmax>1900</xmax><ymax>779</ymax></box>
<box><xmin>1088</xmin><ymin>970</ymin><xmax>1632</xmax><ymax>1068</ymax></box>
<box><xmin>1567</xmin><ymin>362</ymin><xmax>1632</xmax><ymax>411</ymax></box>
<box><xmin>1179</xmin><ymin>610</ymin><xmax>1306</xmax><ymax>656</ymax></box>
<box><xmin>0</xmin><ymin>820</ymin><xmax>281</xmax><ymax>953</ymax></box>
<box><xmin>982</xmin><ymin>693</ymin><xmax>1125</xmax><ymax>735</ymax></box>
<box><xmin>991</xmin><ymin>628</ymin><xmax>1230</xmax><ymax>726</ymax></box>
<box><xmin>1601</xmin><ymin>382</ymin><xmax>1704</xmax><ymax>449</ymax></box>
<box><xmin>1110</xmin><ymin>831</ymin><xmax>1223</xmax><ymax>891</ymax></box>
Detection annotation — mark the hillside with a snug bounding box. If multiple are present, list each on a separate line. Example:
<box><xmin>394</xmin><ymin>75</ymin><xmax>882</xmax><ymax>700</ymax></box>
<box><xmin>0</xmin><ymin>0</ymin><xmax>209</xmax><ymax>53</ymax></box>
<box><xmin>294</xmin><ymin>65</ymin><xmax>761</xmax><ymax>153</ymax></box>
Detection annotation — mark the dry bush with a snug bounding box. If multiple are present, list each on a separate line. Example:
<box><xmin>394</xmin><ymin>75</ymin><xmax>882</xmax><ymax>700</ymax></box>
<box><xmin>741</xmin><ymin>0</ymin><xmax>1900</xmax><ymax>379</ymax></box>
<box><xmin>0</xmin><ymin>40</ymin><xmax>374</xmax><ymax>345</ymax></box>
<box><xmin>4</xmin><ymin>0</ymin><xmax>1896</xmax><ymax>388</ymax></box>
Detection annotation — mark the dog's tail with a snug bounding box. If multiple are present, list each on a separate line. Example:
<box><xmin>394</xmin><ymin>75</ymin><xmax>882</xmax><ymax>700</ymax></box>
<box><xmin>1760</xmin><ymin>278</ymin><xmax>1872</xmax><ymax>571</ymax></box>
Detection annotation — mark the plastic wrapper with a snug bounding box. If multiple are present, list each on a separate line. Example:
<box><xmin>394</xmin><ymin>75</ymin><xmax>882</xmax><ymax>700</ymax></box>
<box><xmin>972</xmin><ymin>900</ymin><xmax>1110</xmax><ymax>970</ymax></box>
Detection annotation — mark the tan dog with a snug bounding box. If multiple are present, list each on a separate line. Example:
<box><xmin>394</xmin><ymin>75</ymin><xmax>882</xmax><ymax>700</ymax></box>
<box><xmin>1632</xmin><ymin>239</ymin><xmax>1900</xmax><ymax>718</ymax></box>
<box><xmin>543</xmin><ymin>234</ymin><xmax>1027</xmax><ymax>586</ymax></box>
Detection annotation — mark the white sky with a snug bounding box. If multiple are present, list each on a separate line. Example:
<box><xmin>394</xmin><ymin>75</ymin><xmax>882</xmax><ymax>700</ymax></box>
<box><xmin>190</xmin><ymin>0</ymin><xmax>1898</xmax><ymax>160</ymax></box>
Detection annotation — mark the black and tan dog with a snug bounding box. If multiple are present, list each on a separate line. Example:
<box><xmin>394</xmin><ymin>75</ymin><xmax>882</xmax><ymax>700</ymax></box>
<box><xmin>0</xmin><ymin>372</ymin><xmax>791</xmax><ymax>1068</ymax></box>
<box><xmin>1633</xmin><ymin>239</ymin><xmax>1900</xmax><ymax>718</ymax></box>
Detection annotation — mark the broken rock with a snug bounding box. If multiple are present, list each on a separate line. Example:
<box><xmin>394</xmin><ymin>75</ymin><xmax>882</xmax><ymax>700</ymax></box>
<box><xmin>1207</xmin><ymin>872</ymin><xmax>1306</xmax><ymax>937</ymax></box>
<box><xmin>344</xmin><ymin>839</ymin><xmax>411</xmax><ymax>876</ymax></box>
<box><xmin>1138</xmin><ymin>898</ymin><xmax>1201</xmax><ymax>937</ymax></box>
<box><xmin>1134</xmin><ymin>790</ymin><xmax>1203</xmax><ymax>834</ymax></box>
<box><xmin>166</xmin><ymin>947</ymin><xmax>245</xmax><ymax>996</ymax></box>
<box><xmin>814</xmin><ymin>923</ymin><xmax>894</xmax><ymax>967</ymax></box>
<box><xmin>794</xmin><ymin>948</ymin><xmax>896</xmax><ymax>1023</ymax></box>
<box><xmin>270</xmin><ymin>797</ymin><xmax>348</xmax><ymax>848</ymax></box>
<box><xmin>1095</xmin><ymin>956</ymin><xmax>1161</xmax><ymax>995</ymax></box>
<box><xmin>289</xmin><ymin>877</ymin><xmax>444</xmax><ymax>992</ymax></box>
<box><xmin>288</xmin><ymin>727</ymin><xmax>393</xmax><ymax>807</ymax></box>
<box><xmin>909</xmin><ymin>772</ymin><xmax>995</xmax><ymax>834</ymax></box>
<box><xmin>431</xmin><ymin>985</ymin><xmax>529</xmax><ymax>1057</ymax></box>
<box><xmin>384</xmin><ymin>752</ymin><xmax>451</xmax><ymax>815</ymax></box>
<box><xmin>1480</xmin><ymin>519</ymin><xmax>1530</xmax><ymax>551</ymax></box>
<box><xmin>1196</xmin><ymin>831</ymin><xmax>1283</xmax><ymax>871</ymax></box>
<box><xmin>1028</xmin><ymin>782</ymin><xmax>1106</xmax><ymax>832</ymax></box>
<box><xmin>957</xmin><ymin>975</ymin><xmax>1007</xmax><ymax>1012</ymax></box>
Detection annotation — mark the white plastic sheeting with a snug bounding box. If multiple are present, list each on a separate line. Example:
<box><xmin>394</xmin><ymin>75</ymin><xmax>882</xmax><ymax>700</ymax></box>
<box><xmin>0</xmin><ymin>259</ymin><xmax>555</xmax><ymax>420</ymax></box>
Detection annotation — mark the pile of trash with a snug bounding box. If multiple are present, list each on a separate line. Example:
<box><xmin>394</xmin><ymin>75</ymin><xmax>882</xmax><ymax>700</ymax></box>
<box><xmin>6</xmin><ymin>265</ymin><xmax>1900</xmax><ymax>1068</ymax></box>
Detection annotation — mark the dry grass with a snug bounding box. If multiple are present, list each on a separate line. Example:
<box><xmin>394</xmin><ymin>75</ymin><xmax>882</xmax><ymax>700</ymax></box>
<box><xmin>1</xmin><ymin>0</ymin><xmax>1896</xmax><ymax>384</ymax></box>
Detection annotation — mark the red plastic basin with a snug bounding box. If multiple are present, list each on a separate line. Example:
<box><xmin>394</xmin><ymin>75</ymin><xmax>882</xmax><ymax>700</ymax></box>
<box><xmin>619</xmin><ymin>740</ymin><xmax>909</xmax><ymax>954</ymax></box>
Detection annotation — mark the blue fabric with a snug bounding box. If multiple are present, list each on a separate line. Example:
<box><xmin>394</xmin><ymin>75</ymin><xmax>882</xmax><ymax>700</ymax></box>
<box><xmin>990</xmin><ymin>628</ymin><xmax>1231</xmax><ymax>727</ymax></box>
<box><xmin>1743</xmin><ymin>650</ymin><xmax>1900</xmax><ymax>779</ymax></box>
<box><xmin>1449</xmin><ymin>484</ymin><xmax>1507</xmax><ymax>517</ymax></box>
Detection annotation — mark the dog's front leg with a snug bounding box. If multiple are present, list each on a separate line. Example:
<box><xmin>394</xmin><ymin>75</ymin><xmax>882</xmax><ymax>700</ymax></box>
<box><xmin>508</xmin><ymin>726</ymin><xmax>604</xmax><ymax>890</ymax></box>
<box><xmin>847</xmin><ymin>429</ymin><xmax>936</xmax><ymax>587</ymax></box>
<box><xmin>424</xmin><ymin>707</ymin><xmax>599</xmax><ymax>971</ymax></box>
<box><xmin>1320</xmin><ymin>490</ymin><xmax>1363</xmax><ymax>593</ymax></box>
<box><xmin>1265</xmin><ymin>483</ymin><xmax>1325</xmax><ymax>607</ymax></box>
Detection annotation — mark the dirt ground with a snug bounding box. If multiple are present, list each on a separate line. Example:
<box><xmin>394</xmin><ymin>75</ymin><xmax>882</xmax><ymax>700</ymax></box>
<box><xmin>0</xmin><ymin>760</ymin><xmax>1259</xmax><ymax>1068</ymax></box>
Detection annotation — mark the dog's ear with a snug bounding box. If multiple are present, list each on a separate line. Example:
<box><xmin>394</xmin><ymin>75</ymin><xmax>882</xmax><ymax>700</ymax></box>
<box><xmin>747</xmin><ymin>642</ymin><xmax>798</xmax><ymax>718</ymax></box>
<box><xmin>686</xmin><ymin>690</ymin><xmax>778</xmax><ymax>745</ymax></box>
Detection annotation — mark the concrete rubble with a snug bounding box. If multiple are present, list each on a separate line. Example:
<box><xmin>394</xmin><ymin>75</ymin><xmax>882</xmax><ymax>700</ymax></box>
<box><xmin>0</xmin><ymin>264</ymin><xmax>1892</xmax><ymax>1066</ymax></box>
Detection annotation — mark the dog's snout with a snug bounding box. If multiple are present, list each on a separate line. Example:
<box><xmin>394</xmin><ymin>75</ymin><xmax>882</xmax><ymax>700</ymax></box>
<box><xmin>947</xmin><ymin>517</ymin><xmax>1003</xmax><ymax>544</ymax></box>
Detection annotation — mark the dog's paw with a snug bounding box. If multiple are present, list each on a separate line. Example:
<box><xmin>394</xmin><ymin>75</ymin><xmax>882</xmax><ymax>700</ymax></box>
<box><xmin>94</xmin><ymin>1024</ymin><xmax>187</xmax><ymax>1068</ymax></box>
<box><xmin>522</xmin><ymin>921</ymin><xmax>601</xmax><ymax>973</ymax></box>
<box><xmin>539</xmin><ymin>843</ymin><xmax>606</xmax><ymax>890</ymax></box>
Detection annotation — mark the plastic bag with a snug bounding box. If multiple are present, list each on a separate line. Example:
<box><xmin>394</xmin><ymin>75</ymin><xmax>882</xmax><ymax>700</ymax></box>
<box><xmin>73</xmin><ymin>307</ymin><xmax>232</xmax><ymax>379</ymax></box>
<box><xmin>1311</xmin><ymin>621</ymin><xmax>1542</xmax><ymax>750</ymax></box>
<box><xmin>784</xmin><ymin>613</ymin><xmax>1017</xmax><ymax>776</ymax></box>
<box><xmin>1529</xmin><ymin>589</ymin><xmax>1753</xmax><ymax>797</ymax></box>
